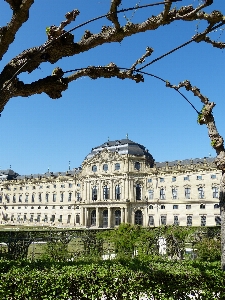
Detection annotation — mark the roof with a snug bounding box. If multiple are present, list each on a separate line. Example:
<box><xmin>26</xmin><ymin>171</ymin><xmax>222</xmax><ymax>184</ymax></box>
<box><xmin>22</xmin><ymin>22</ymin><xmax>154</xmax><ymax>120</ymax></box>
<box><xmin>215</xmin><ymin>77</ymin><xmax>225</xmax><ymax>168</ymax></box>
<box><xmin>86</xmin><ymin>139</ymin><xmax>154</xmax><ymax>162</ymax></box>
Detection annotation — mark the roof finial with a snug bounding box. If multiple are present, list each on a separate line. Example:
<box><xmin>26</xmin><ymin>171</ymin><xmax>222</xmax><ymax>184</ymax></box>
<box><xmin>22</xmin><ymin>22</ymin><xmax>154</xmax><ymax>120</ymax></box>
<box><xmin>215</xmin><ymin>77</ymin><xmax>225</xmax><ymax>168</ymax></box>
<box><xmin>126</xmin><ymin>133</ymin><xmax>128</xmax><ymax>139</ymax></box>
<box><xmin>108</xmin><ymin>136</ymin><xmax>109</xmax><ymax>142</ymax></box>
<box><xmin>9</xmin><ymin>165</ymin><xmax>11</xmax><ymax>169</ymax></box>
<box><xmin>69</xmin><ymin>160</ymin><xmax>71</xmax><ymax>170</ymax></box>
<box><xmin>48</xmin><ymin>166</ymin><xmax>50</xmax><ymax>173</ymax></box>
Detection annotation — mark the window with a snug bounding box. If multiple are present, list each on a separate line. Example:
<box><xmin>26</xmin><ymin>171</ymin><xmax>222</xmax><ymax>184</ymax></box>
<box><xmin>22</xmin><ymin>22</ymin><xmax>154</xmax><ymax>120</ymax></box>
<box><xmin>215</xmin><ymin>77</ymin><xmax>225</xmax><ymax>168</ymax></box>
<box><xmin>115</xmin><ymin>210</ymin><xmax>121</xmax><ymax>226</ymax></box>
<box><xmin>172</xmin><ymin>188</ymin><xmax>177</xmax><ymax>199</ymax></box>
<box><xmin>37</xmin><ymin>215</ymin><xmax>41</xmax><ymax>222</ymax></box>
<box><xmin>32</xmin><ymin>194</ymin><xmax>35</xmax><ymax>203</ymax></box>
<box><xmin>60</xmin><ymin>193</ymin><xmax>64</xmax><ymax>202</ymax></box>
<box><xmin>135</xmin><ymin>210</ymin><xmax>143</xmax><ymax>225</ymax></box>
<box><xmin>25</xmin><ymin>195</ymin><xmax>28</xmax><ymax>203</ymax></box>
<box><xmin>161</xmin><ymin>215</ymin><xmax>167</xmax><ymax>225</ymax></box>
<box><xmin>136</xmin><ymin>184</ymin><xmax>141</xmax><ymax>200</ymax></box>
<box><xmin>172</xmin><ymin>176</ymin><xmax>176</xmax><ymax>182</ymax></box>
<box><xmin>46</xmin><ymin>185</ymin><xmax>50</xmax><ymax>189</ymax></box>
<box><xmin>53</xmin><ymin>193</ymin><xmax>56</xmax><ymax>202</ymax></box>
<box><xmin>197</xmin><ymin>175</ymin><xmax>202</xmax><ymax>180</ymax></box>
<box><xmin>115</xmin><ymin>185</ymin><xmax>121</xmax><ymax>200</ymax></box>
<box><xmin>91</xmin><ymin>210</ymin><xmax>96</xmax><ymax>226</ymax></box>
<box><xmin>103</xmin><ymin>186</ymin><xmax>109</xmax><ymax>200</ymax></box>
<box><xmin>92</xmin><ymin>165</ymin><xmax>97</xmax><ymax>172</ymax></box>
<box><xmin>6</xmin><ymin>195</ymin><xmax>10</xmax><ymax>203</ymax></box>
<box><xmin>184</xmin><ymin>175</ymin><xmax>190</xmax><ymax>181</ymax></box>
<box><xmin>211</xmin><ymin>174</ymin><xmax>216</xmax><ymax>179</ymax></box>
<box><xmin>201</xmin><ymin>216</ymin><xmax>206</xmax><ymax>226</ymax></box>
<box><xmin>45</xmin><ymin>194</ymin><xmax>49</xmax><ymax>202</ymax></box>
<box><xmin>200</xmin><ymin>203</ymin><xmax>205</xmax><ymax>209</ymax></box>
<box><xmin>149</xmin><ymin>215</ymin><xmax>154</xmax><ymax>226</ymax></box>
<box><xmin>134</xmin><ymin>162</ymin><xmax>140</xmax><ymax>170</ymax></box>
<box><xmin>68</xmin><ymin>183</ymin><xmax>73</xmax><ymax>188</ymax></box>
<box><xmin>148</xmin><ymin>178</ymin><xmax>152</xmax><ymax>183</ymax></box>
<box><xmin>39</xmin><ymin>185</ymin><xmax>43</xmax><ymax>189</ymax></box>
<box><xmin>61</xmin><ymin>184</ymin><xmax>65</xmax><ymax>188</ymax></box>
<box><xmin>160</xmin><ymin>188</ymin><xmax>165</xmax><ymax>200</ymax></box>
<box><xmin>20</xmin><ymin>187</ymin><xmax>23</xmax><ymax>191</ymax></box>
<box><xmin>0</xmin><ymin>195</ymin><xmax>3</xmax><ymax>203</ymax></box>
<box><xmin>174</xmin><ymin>215</ymin><xmax>179</xmax><ymax>225</ymax></box>
<box><xmin>185</xmin><ymin>188</ymin><xmax>191</xmax><ymax>199</ymax></box>
<box><xmin>58</xmin><ymin>215</ymin><xmax>62</xmax><ymax>222</ymax></box>
<box><xmin>148</xmin><ymin>190</ymin><xmax>154</xmax><ymax>200</ymax></box>
<box><xmin>53</xmin><ymin>185</ymin><xmax>56</xmax><ymax>188</ymax></box>
<box><xmin>215</xmin><ymin>216</ymin><xmax>221</xmax><ymax>226</ymax></box>
<box><xmin>67</xmin><ymin>215</ymin><xmax>71</xmax><ymax>224</ymax></box>
<box><xmin>212</xmin><ymin>187</ymin><xmax>219</xmax><ymax>198</ymax></box>
<box><xmin>198</xmin><ymin>187</ymin><xmax>204</xmax><ymax>199</ymax></box>
<box><xmin>214</xmin><ymin>203</ymin><xmax>220</xmax><ymax>209</ymax></box>
<box><xmin>187</xmin><ymin>216</ymin><xmax>192</xmax><ymax>226</ymax></box>
<box><xmin>115</xmin><ymin>163</ymin><xmax>120</xmax><ymax>171</ymax></box>
<box><xmin>160</xmin><ymin>178</ymin><xmax>164</xmax><ymax>182</ymax></box>
<box><xmin>103</xmin><ymin>164</ymin><xmax>108</xmax><ymax>171</ymax></box>
<box><xmin>173</xmin><ymin>205</ymin><xmax>178</xmax><ymax>209</ymax></box>
<box><xmin>77</xmin><ymin>192</ymin><xmax>81</xmax><ymax>201</ymax></box>
<box><xmin>76</xmin><ymin>214</ymin><xmax>80</xmax><ymax>224</ymax></box>
<box><xmin>161</xmin><ymin>205</ymin><xmax>165</xmax><ymax>209</ymax></box>
<box><xmin>13</xmin><ymin>195</ymin><xmax>16</xmax><ymax>203</ymax></box>
<box><xmin>19</xmin><ymin>195</ymin><xmax>22</xmax><ymax>203</ymax></box>
<box><xmin>68</xmin><ymin>192</ymin><xmax>72</xmax><ymax>202</ymax></box>
<box><xmin>39</xmin><ymin>193</ymin><xmax>42</xmax><ymax>202</ymax></box>
<box><xmin>92</xmin><ymin>186</ymin><xmax>97</xmax><ymax>201</ymax></box>
<box><xmin>51</xmin><ymin>215</ymin><xmax>55</xmax><ymax>222</ymax></box>
<box><xmin>26</xmin><ymin>186</ymin><xmax>29</xmax><ymax>190</ymax></box>
<box><xmin>33</xmin><ymin>186</ymin><xmax>36</xmax><ymax>190</ymax></box>
<box><xmin>186</xmin><ymin>205</ymin><xmax>191</xmax><ymax>209</ymax></box>
<box><xmin>149</xmin><ymin>205</ymin><xmax>154</xmax><ymax>209</ymax></box>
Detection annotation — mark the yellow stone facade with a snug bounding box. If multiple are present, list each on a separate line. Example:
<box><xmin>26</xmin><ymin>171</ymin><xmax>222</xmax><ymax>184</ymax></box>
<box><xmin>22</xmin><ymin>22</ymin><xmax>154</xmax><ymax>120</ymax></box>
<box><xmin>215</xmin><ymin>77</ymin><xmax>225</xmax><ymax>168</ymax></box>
<box><xmin>0</xmin><ymin>139</ymin><xmax>221</xmax><ymax>228</ymax></box>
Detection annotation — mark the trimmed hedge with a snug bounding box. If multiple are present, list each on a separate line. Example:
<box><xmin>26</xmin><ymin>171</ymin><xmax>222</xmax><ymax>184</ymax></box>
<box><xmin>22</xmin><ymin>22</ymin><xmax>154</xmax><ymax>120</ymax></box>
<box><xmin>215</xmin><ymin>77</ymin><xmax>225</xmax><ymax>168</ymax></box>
<box><xmin>0</xmin><ymin>258</ymin><xmax>224</xmax><ymax>299</ymax></box>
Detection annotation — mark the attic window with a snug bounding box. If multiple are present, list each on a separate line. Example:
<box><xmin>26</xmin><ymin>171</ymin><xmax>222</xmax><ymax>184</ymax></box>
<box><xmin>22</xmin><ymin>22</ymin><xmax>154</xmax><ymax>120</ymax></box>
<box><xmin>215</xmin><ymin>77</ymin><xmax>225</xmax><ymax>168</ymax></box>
<box><xmin>92</xmin><ymin>165</ymin><xmax>97</xmax><ymax>172</ymax></box>
<box><xmin>134</xmin><ymin>162</ymin><xmax>140</xmax><ymax>170</ymax></box>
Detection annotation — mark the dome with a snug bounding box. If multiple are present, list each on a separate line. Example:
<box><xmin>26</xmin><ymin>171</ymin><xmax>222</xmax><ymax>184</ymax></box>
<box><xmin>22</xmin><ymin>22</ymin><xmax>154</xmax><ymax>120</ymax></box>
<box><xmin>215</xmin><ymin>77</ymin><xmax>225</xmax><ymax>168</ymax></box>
<box><xmin>85</xmin><ymin>139</ymin><xmax>154</xmax><ymax>165</ymax></box>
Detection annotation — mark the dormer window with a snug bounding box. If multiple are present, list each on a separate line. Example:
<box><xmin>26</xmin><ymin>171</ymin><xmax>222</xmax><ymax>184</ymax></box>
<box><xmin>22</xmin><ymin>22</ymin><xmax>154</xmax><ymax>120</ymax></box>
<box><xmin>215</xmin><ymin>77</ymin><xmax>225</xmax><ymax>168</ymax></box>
<box><xmin>115</xmin><ymin>163</ymin><xmax>120</xmax><ymax>171</ymax></box>
<box><xmin>134</xmin><ymin>162</ymin><xmax>140</xmax><ymax>170</ymax></box>
<box><xmin>92</xmin><ymin>165</ymin><xmax>97</xmax><ymax>172</ymax></box>
<box><xmin>103</xmin><ymin>164</ymin><xmax>108</xmax><ymax>172</ymax></box>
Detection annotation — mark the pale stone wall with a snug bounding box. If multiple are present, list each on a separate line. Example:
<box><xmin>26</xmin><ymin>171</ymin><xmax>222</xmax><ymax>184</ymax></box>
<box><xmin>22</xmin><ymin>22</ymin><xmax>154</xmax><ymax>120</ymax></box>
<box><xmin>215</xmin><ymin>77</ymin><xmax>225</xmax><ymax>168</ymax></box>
<box><xmin>0</xmin><ymin>150</ymin><xmax>221</xmax><ymax>228</ymax></box>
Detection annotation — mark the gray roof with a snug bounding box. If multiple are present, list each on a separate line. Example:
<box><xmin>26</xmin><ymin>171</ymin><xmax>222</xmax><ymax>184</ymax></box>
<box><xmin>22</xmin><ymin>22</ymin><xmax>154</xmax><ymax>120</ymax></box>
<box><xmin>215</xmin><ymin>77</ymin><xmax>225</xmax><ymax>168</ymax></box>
<box><xmin>155</xmin><ymin>157</ymin><xmax>215</xmax><ymax>168</ymax></box>
<box><xmin>86</xmin><ymin>139</ymin><xmax>154</xmax><ymax>162</ymax></box>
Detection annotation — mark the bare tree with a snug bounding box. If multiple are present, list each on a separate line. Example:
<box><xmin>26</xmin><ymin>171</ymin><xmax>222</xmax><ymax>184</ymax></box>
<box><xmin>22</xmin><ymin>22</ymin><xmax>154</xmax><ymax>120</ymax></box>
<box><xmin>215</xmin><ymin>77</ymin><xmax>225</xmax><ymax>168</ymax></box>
<box><xmin>1</xmin><ymin>0</ymin><xmax>225</xmax><ymax>267</ymax></box>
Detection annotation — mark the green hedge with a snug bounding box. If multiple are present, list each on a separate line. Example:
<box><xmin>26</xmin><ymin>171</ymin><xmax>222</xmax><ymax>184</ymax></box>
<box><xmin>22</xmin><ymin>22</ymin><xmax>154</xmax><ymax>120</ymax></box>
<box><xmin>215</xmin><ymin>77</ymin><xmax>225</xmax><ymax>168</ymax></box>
<box><xmin>0</xmin><ymin>258</ymin><xmax>224</xmax><ymax>299</ymax></box>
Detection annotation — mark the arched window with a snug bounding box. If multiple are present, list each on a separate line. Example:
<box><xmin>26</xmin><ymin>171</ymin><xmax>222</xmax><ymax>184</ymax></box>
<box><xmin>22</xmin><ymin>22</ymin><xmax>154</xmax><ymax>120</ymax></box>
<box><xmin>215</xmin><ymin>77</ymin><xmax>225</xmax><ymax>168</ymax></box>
<box><xmin>135</xmin><ymin>210</ymin><xmax>143</xmax><ymax>225</ymax></box>
<box><xmin>115</xmin><ymin>210</ymin><xmax>121</xmax><ymax>226</ymax></box>
<box><xmin>103</xmin><ymin>210</ymin><xmax>108</xmax><ymax>228</ymax></box>
<box><xmin>200</xmin><ymin>203</ymin><xmax>205</xmax><ymax>209</ymax></box>
<box><xmin>91</xmin><ymin>210</ymin><xmax>96</xmax><ymax>226</ymax></box>
<box><xmin>103</xmin><ymin>164</ymin><xmax>108</xmax><ymax>171</ymax></box>
<box><xmin>115</xmin><ymin>185</ymin><xmax>121</xmax><ymax>200</ymax></box>
<box><xmin>149</xmin><ymin>205</ymin><xmax>154</xmax><ymax>209</ymax></box>
<box><xmin>214</xmin><ymin>203</ymin><xmax>220</xmax><ymax>209</ymax></box>
<box><xmin>92</xmin><ymin>186</ymin><xmax>97</xmax><ymax>201</ymax></box>
<box><xmin>103</xmin><ymin>186</ymin><xmax>109</xmax><ymax>200</ymax></box>
<box><xmin>92</xmin><ymin>165</ymin><xmax>97</xmax><ymax>172</ymax></box>
<box><xmin>136</xmin><ymin>184</ymin><xmax>141</xmax><ymax>200</ymax></box>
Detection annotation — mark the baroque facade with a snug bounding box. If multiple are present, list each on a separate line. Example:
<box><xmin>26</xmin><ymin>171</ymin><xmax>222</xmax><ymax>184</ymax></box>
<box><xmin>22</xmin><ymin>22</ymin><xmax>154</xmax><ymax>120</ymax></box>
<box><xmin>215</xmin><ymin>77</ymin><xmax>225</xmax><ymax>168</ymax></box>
<box><xmin>0</xmin><ymin>139</ymin><xmax>221</xmax><ymax>228</ymax></box>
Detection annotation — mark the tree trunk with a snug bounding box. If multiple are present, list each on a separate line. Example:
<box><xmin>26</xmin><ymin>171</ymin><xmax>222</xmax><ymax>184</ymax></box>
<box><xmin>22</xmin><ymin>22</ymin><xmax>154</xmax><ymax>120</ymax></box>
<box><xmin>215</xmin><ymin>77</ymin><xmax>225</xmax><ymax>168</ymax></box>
<box><xmin>220</xmin><ymin>172</ymin><xmax>225</xmax><ymax>270</ymax></box>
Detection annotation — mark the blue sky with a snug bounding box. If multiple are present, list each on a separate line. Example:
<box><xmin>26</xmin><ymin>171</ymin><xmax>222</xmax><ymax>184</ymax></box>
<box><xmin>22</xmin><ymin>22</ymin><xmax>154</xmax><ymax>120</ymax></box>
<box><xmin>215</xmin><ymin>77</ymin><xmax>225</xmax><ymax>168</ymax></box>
<box><xmin>0</xmin><ymin>0</ymin><xmax>225</xmax><ymax>175</ymax></box>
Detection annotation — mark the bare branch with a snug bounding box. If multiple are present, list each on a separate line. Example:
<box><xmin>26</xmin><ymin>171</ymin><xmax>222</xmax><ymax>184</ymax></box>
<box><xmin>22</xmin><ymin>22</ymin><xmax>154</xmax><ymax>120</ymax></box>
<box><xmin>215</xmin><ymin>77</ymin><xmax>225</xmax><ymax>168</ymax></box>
<box><xmin>107</xmin><ymin>0</ymin><xmax>122</xmax><ymax>30</ymax></box>
<box><xmin>130</xmin><ymin>47</ymin><xmax>154</xmax><ymax>71</ymax></box>
<box><xmin>166</xmin><ymin>80</ymin><xmax>225</xmax><ymax>171</ymax></box>
<box><xmin>67</xmin><ymin>64</ymin><xmax>144</xmax><ymax>83</ymax></box>
<box><xmin>0</xmin><ymin>0</ymin><xmax>34</xmax><ymax>60</ymax></box>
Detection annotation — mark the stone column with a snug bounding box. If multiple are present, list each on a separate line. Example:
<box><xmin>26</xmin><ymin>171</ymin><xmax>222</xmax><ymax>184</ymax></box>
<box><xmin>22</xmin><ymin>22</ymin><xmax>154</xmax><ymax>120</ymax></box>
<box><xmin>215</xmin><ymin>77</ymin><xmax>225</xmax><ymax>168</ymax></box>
<box><xmin>86</xmin><ymin>208</ymin><xmax>89</xmax><ymax>227</ymax></box>
<box><xmin>121</xmin><ymin>207</ymin><xmax>124</xmax><ymax>224</ymax></box>
<box><xmin>108</xmin><ymin>207</ymin><xmax>111</xmax><ymax>228</ymax></box>
<box><xmin>124</xmin><ymin>206</ymin><xmax>127</xmax><ymax>224</ymax></box>
<box><xmin>98</xmin><ymin>180</ymin><xmax>101</xmax><ymax>201</ymax></box>
<box><xmin>96</xmin><ymin>207</ymin><xmax>99</xmax><ymax>228</ymax></box>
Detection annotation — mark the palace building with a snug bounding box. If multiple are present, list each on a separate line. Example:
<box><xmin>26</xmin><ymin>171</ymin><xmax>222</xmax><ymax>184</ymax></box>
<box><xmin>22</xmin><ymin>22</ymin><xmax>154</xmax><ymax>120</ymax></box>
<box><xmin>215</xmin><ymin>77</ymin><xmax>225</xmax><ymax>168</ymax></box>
<box><xmin>0</xmin><ymin>139</ymin><xmax>221</xmax><ymax>228</ymax></box>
